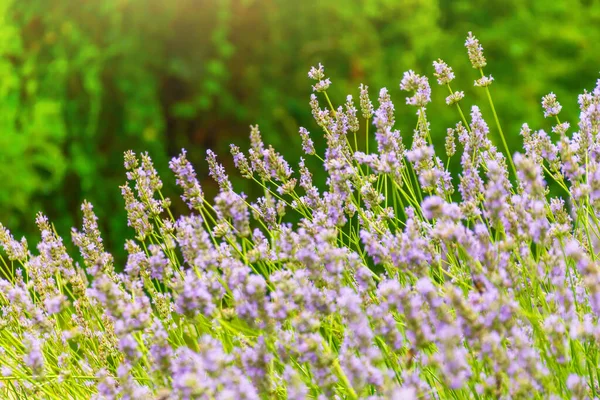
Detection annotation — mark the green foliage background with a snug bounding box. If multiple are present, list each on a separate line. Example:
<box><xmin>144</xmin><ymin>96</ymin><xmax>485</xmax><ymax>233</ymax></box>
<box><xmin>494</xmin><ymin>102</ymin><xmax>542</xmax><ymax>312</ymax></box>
<box><xmin>2</xmin><ymin>0</ymin><xmax>600</xmax><ymax>258</ymax></box>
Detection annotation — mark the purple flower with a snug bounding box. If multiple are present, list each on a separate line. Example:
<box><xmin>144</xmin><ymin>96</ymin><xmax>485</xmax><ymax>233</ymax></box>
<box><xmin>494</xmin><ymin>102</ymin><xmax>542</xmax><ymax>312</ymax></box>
<box><xmin>422</xmin><ymin>195</ymin><xmax>445</xmax><ymax>220</ymax></box>
<box><xmin>147</xmin><ymin>244</ymin><xmax>170</xmax><ymax>280</ymax></box>
<box><xmin>23</xmin><ymin>333</ymin><xmax>44</xmax><ymax>375</ymax></box>
<box><xmin>359</xmin><ymin>84</ymin><xmax>374</xmax><ymax>119</ymax></box>
<box><xmin>170</xmin><ymin>149</ymin><xmax>205</xmax><ymax>209</ymax></box>
<box><xmin>214</xmin><ymin>190</ymin><xmax>251</xmax><ymax>237</ymax></box>
<box><xmin>465</xmin><ymin>31</ymin><xmax>487</xmax><ymax>68</ymax></box>
<box><xmin>171</xmin><ymin>336</ymin><xmax>259</xmax><ymax>400</ymax></box>
<box><xmin>206</xmin><ymin>149</ymin><xmax>232</xmax><ymax>191</ymax></box>
<box><xmin>298</xmin><ymin>127</ymin><xmax>315</xmax><ymax>155</ymax></box>
<box><xmin>474</xmin><ymin>75</ymin><xmax>494</xmax><ymax>87</ymax></box>
<box><xmin>175</xmin><ymin>269</ymin><xmax>223</xmax><ymax>318</ymax></box>
<box><xmin>0</xmin><ymin>224</ymin><xmax>28</xmax><ymax>261</ymax></box>
<box><xmin>433</xmin><ymin>59</ymin><xmax>455</xmax><ymax>85</ymax></box>
<box><xmin>542</xmin><ymin>92</ymin><xmax>562</xmax><ymax>118</ymax></box>
<box><xmin>308</xmin><ymin>64</ymin><xmax>331</xmax><ymax>92</ymax></box>
<box><xmin>230</xmin><ymin>144</ymin><xmax>253</xmax><ymax>179</ymax></box>
<box><xmin>400</xmin><ymin>70</ymin><xmax>431</xmax><ymax>107</ymax></box>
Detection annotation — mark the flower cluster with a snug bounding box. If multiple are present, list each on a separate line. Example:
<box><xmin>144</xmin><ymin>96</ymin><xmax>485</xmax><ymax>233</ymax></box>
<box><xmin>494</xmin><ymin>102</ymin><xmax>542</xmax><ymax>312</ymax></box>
<box><xmin>1</xmin><ymin>33</ymin><xmax>600</xmax><ymax>400</ymax></box>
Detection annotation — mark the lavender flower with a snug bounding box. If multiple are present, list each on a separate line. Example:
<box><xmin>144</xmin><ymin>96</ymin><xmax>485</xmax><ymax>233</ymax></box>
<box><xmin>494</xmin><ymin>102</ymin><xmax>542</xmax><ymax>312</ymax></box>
<box><xmin>147</xmin><ymin>244</ymin><xmax>170</xmax><ymax>280</ymax></box>
<box><xmin>542</xmin><ymin>92</ymin><xmax>562</xmax><ymax>118</ymax></box>
<box><xmin>121</xmin><ymin>184</ymin><xmax>153</xmax><ymax>240</ymax></box>
<box><xmin>125</xmin><ymin>151</ymin><xmax>167</xmax><ymax>217</ymax></box>
<box><xmin>175</xmin><ymin>269</ymin><xmax>223</xmax><ymax>318</ymax></box>
<box><xmin>345</xmin><ymin>95</ymin><xmax>360</xmax><ymax>132</ymax></box>
<box><xmin>465</xmin><ymin>31</ymin><xmax>487</xmax><ymax>68</ymax></box>
<box><xmin>422</xmin><ymin>195</ymin><xmax>445</xmax><ymax>220</ymax></box>
<box><xmin>23</xmin><ymin>333</ymin><xmax>44</xmax><ymax>376</ymax></box>
<box><xmin>474</xmin><ymin>75</ymin><xmax>494</xmax><ymax>87</ymax></box>
<box><xmin>400</xmin><ymin>70</ymin><xmax>431</xmax><ymax>107</ymax></box>
<box><xmin>0</xmin><ymin>224</ymin><xmax>28</xmax><ymax>261</ymax></box>
<box><xmin>298</xmin><ymin>127</ymin><xmax>315</xmax><ymax>155</ymax></box>
<box><xmin>214</xmin><ymin>190</ymin><xmax>251</xmax><ymax>237</ymax></box>
<box><xmin>308</xmin><ymin>63</ymin><xmax>331</xmax><ymax>92</ymax></box>
<box><xmin>308</xmin><ymin>63</ymin><xmax>325</xmax><ymax>81</ymax></box>
<box><xmin>170</xmin><ymin>149</ymin><xmax>205</xmax><ymax>209</ymax></box>
<box><xmin>359</xmin><ymin>84</ymin><xmax>374</xmax><ymax>119</ymax></box>
<box><xmin>230</xmin><ymin>144</ymin><xmax>253</xmax><ymax>179</ymax></box>
<box><xmin>206</xmin><ymin>149</ymin><xmax>232</xmax><ymax>191</ymax></box>
<box><xmin>445</xmin><ymin>127</ymin><xmax>457</xmax><ymax>157</ymax></box>
<box><xmin>433</xmin><ymin>59</ymin><xmax>455</xmax><ymax>85</ymax></box>
<box><xmin>446</xmin><ymin>90</ymin><xmax>465</xmax><ymax>105</ymax></box>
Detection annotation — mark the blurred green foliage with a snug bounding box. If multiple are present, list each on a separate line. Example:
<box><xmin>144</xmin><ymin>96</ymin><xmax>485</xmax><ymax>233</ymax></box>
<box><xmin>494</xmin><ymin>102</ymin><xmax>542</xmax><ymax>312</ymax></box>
<box><xmin>2</xmin><ymin>0</ymin><xmax>600</xmax><ymax>257</ymax></box>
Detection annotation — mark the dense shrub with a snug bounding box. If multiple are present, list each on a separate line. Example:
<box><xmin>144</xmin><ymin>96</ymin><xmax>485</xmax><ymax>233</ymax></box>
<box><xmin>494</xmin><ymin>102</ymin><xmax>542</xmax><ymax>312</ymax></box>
<box><xmin>1</xmin><ymin>33</ymin><xmax>600</xmax><ymax>398</ymax></box>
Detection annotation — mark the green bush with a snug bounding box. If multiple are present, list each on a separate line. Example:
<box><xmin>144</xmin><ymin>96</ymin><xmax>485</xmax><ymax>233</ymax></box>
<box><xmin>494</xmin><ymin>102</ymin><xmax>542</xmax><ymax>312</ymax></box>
<box><xmin>2</xmin><ymin>0</ymin><xmax>600</xmax><ymax>260</ymax></box>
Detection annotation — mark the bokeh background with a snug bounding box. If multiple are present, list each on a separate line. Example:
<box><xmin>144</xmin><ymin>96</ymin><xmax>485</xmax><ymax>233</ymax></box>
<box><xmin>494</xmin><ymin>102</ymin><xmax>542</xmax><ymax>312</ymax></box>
<box><xmin>3</xmin><ymin>0</ymin><xmax>600</xmax><ymax>259</ymax></box>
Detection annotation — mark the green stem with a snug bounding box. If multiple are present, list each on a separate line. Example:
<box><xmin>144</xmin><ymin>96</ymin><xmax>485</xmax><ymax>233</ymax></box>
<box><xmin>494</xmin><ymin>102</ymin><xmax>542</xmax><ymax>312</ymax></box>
<box><xmin>479</xmin><ymin>69</ymin><xmax>516</xmax><ymax>178</ymax></box>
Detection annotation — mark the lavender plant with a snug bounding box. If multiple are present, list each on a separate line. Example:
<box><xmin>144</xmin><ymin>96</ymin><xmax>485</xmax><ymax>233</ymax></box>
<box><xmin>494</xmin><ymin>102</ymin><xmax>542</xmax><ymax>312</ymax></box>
<box><xmin>0</xmin><ymin>33</ymin><xmax>599</xmax><ymax>399</ymax></box>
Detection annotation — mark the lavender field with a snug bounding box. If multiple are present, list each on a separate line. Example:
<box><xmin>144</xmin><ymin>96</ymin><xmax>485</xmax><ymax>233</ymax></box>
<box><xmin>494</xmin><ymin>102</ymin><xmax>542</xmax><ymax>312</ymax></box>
<box><xmin>0</xmin><ymin>33</ymin><xmax>598</xmax><ymax>399</ymax></box>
